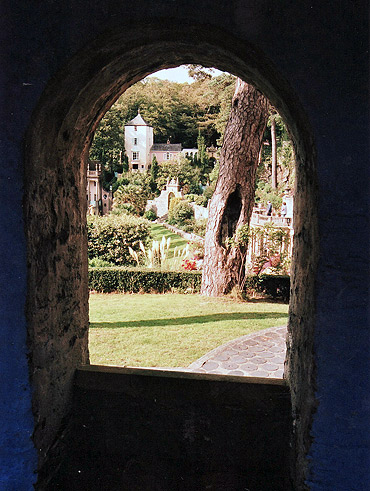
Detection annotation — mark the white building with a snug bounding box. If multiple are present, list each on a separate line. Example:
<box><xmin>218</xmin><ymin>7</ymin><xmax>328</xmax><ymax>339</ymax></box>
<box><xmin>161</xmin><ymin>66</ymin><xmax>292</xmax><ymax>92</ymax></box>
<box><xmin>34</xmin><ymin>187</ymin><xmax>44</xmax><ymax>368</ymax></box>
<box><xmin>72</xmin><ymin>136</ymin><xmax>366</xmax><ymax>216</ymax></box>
<box><xmin>146</xmin><ymin>178</ymin><xmax>183</xmax><ymax>217</ymax></box>
<box><xmin>124</xmin><ymin>111</ymin><xmax>154</xmax><ymax>172</ymax></box>
<box><xmin>182</xmin><ymin>148</ymin><xmax>198</xmax><ymax>159</ymax></box>
<box><xmin>125</xmin><ymin>111</ymin><xmax>183</xmax><ymax>171</ymax></box>
<box><xmin>86</xmin><ymin>161</ymin><xmax>112</xmax><ymax>215</ymax></box>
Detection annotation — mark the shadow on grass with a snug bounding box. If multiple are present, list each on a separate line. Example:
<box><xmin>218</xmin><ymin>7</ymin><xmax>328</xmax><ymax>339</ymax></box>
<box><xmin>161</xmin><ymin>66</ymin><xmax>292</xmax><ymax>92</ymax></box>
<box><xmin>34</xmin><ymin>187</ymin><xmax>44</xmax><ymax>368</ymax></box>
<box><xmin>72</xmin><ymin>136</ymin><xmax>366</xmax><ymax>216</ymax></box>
<box><xmin>90</xmin><ymin>312</ymin><xmax>287</xmax><ymax>329</ymax></box>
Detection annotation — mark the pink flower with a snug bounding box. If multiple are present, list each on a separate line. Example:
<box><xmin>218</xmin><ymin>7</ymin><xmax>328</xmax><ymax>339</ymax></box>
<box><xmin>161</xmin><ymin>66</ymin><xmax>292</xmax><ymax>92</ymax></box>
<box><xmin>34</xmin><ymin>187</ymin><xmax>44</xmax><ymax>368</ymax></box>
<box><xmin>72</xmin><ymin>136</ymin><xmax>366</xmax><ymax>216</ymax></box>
<box><xmin>181</xmin><ymin>259</ymin><xmax>197</xmax><ymax>271</ymax></box>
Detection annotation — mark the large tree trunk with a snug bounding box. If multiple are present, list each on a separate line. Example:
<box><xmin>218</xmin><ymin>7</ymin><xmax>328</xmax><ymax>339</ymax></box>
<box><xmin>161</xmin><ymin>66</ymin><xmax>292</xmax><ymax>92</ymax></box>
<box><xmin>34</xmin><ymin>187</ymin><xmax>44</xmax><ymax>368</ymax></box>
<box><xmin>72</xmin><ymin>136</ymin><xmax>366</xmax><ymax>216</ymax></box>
<box><xmin>201</xmin><ymin>80</ymin><xmax>269</xmax><ymax>296</ymax></box>
<box><xmin>271</xmin><ymin>114</ymin><xmax>278</xmax><ymax>189</ymax></box>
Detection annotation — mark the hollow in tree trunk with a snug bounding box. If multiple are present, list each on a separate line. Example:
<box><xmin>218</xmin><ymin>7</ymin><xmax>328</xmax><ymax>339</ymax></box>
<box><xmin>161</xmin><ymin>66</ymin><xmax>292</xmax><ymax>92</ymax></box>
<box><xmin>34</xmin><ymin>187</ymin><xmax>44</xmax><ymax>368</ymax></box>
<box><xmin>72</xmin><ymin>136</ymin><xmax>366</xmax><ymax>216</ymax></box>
<box><xmin>201</xmin><ymin>80</ymin><xmax>269</xmax><ymax>296</ymax></box>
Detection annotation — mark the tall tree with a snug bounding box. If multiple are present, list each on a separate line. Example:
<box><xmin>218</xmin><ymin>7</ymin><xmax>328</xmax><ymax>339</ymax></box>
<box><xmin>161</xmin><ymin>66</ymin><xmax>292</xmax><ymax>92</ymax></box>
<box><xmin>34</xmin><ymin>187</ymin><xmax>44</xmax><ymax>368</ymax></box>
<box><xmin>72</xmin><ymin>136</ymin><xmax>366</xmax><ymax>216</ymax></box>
<box><xmin>196</xmin><ymin>130</ymin><xmax>208</xmax><ymax>170</ymax></box>
<box><xmin>201</xmin><ymin>80</ymin><xmax>269</xmax><ymax>296</ymax></box>
<box><xmin>186</xmin><ymin>64</ymin><xmax>214</xmax><ymax>82</ymax></box>
<box><xmin>270</xmin><ymin>111</ymin><xmax>278</xmax><ymax>189</ymax></box>
<box><xmin>150</xmin><ymin>155</ymin><xmax>159</xmax><ymax>192</ymax></box>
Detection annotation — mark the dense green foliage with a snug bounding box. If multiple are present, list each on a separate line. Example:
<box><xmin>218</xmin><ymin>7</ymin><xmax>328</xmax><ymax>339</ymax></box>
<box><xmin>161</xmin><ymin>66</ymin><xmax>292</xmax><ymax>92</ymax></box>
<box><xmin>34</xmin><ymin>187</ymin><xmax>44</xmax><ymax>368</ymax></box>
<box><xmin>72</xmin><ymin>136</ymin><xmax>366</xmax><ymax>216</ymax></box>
<box><xmin>149</xmin><ymin>155</ymin><xmax>159</xmax><ymax>192</ymax></box>
<box><xmin>89</xmin><ymin>268</ymin><xmax>202</xmax><ymax>293</ymax></box>
<box><xmin>89</xmin><ymin>71</ymin><xmax>236</xmax><ymax>189</ymax></box>
<box><xmin>168</xmin><ymin>199</ymin><xmax>194</xmax><ymax>227</ymax></box>
<box><xmin>144</xmin><ymin>209</ymin><xmax>157</xmax><ymax>221</ymax></box>
<box><xmin>88</xmin><ymin>267</ymin><xmax>289</xmax><ymax>300</ymax></box>
<box><xmin>156</xmin><ymin>156</ymin><xmax>203</xmax><ymax>193</ymax></box>
<box><xmin>112</xmin><ymin>171</ymin><xmax>152</xmax><ymax>215</ymax></box>
<box><xmin>256</xmin><ymin>113</ymin><xmax>295</xmax><ymax>206</ymax></box>
<box><xmin>244</xmin><ymin>275</ymin><xmax>290</xmax><ymax>302</ymax></box>
<box><xmin>87</xmin><ymin>215</ymin><xmax>150</xmax><ymax>266</ymax></box>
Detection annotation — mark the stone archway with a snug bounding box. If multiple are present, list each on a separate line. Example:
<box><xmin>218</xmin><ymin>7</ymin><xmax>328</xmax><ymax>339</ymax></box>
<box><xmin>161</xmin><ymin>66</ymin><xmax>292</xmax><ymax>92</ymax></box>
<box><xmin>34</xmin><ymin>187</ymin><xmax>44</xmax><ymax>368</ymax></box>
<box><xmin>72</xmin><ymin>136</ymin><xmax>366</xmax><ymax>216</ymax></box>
<box><xmin>24</xmin><ymin>21</ymin><xmax>318</xmax><ymax>484</ymax></box>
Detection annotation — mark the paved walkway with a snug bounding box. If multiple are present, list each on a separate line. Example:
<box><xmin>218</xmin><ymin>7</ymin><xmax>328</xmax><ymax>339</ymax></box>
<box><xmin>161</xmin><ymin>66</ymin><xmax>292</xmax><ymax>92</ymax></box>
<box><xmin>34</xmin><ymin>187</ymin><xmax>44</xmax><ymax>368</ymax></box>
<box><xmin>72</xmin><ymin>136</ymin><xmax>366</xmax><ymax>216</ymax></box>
<box><xmin>187</xmin><ymin>325</ymin><xmax>287</xmax><ymax>379</ymax></box>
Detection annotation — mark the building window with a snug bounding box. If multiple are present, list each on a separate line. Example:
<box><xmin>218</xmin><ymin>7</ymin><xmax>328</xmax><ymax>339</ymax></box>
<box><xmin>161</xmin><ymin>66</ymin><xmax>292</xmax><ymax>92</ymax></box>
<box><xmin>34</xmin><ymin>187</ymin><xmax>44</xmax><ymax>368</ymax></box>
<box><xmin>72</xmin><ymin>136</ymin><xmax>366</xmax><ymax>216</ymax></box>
<box><xmin>165</xmin><ymin>152</ymin><xmax>172</xmax><ymax>160</ymax></box>
<box><xmin>134</xmin><ymin>126</ymin><xmax>137</xmax><ymax>131</ymax></box>
<box><xmin>93</xmin><ymin>181</ymin><xmax>96</xmax><ymax>187</ymax></box>
<box><xmin>133</xmin><ymin>138</ymin><xmax>138</xmax><ymax>145</ymax></box>
<box><xmin>132</xmin><ymin>163</ymin><xmax>138</xmax><ymax>170</ymax></box>
<box><xmin>132</xmin><ymin>151</ymin><xmax>139</xmax><ymax>161</ymax></box>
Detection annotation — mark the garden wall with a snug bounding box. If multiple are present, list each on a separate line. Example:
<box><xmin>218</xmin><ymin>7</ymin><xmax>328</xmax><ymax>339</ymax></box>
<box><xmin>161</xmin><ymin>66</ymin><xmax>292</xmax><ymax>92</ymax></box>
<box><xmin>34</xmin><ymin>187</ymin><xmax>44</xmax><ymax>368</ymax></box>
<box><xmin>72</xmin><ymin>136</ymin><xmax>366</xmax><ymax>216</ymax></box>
<box><xmin>42</xmin><ymin>366</ymin><xmax>293</xmax><ymax>491</ymax></box>
<box><xmin>1</xmin><ymin>1</ymin><xmax>367</xmax><ymax>489</ymax></box>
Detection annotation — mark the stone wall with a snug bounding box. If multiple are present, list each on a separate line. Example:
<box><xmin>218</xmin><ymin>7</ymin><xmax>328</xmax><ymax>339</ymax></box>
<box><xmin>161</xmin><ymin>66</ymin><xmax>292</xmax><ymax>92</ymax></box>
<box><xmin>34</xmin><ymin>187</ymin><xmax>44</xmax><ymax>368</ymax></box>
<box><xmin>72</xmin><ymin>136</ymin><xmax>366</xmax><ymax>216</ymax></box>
<box><xmin>0</xmin><ymin>2</ymin><xmax>368</xmax><ymax>489</ymax></box>
<box><xmin>45</xmin><ymin>366</ymin><xmax>293</xmax><ymax>491</ymax></box>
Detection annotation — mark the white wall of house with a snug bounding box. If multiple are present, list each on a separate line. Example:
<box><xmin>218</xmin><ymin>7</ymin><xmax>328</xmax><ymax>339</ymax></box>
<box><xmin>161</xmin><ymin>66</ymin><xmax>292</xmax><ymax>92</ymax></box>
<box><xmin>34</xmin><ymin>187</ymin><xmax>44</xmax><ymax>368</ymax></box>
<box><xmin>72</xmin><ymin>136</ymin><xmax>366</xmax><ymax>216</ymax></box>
<box><xmin>182</xmin><ymin>148</ymin><xmax>198</xmax><ymax>158</ymax></box>
<box><xmin>150</xmin><ymin>150</ymin><xmax>181</xmax><ymax>164</ymax></box>
<box><xmin>125</xmin><ymin>116</ymin><xmax>153</xmax><ymax>171</ymax></box>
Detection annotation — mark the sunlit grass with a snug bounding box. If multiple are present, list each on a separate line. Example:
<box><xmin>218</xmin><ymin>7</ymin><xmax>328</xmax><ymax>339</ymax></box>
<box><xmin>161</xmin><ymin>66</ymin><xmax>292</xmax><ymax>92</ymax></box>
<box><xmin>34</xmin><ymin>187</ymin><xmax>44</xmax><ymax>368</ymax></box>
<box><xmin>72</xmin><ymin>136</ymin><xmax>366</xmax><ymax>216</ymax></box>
<box><xmin>89</xmin><ymin>293</ymin><xmax>288</xmax><ymax>367</ymax></box>
<box><xmin>150</xmin><ymin>223</ymin><xmax>188</xmax><ymax>257</ymax></box>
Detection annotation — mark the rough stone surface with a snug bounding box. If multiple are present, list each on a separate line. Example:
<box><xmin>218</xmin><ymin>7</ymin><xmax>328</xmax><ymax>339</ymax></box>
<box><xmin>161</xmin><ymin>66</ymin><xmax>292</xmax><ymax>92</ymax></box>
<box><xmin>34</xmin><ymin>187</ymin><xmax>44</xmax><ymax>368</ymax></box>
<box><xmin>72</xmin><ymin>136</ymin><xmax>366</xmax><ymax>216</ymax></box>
<box><xmin>22</xmin><ymin>20</ymin><xmax>319</xmax><ymax>484</ymax></box>
<box><xmin>44</xmin><ymin>366</ymin><xmax>292</xmax><ymax>491</ymax></box>
<box><xmin>188</xmin><ymin>325</ymin><xmax>287</xmax><ymax>378</ymax></box>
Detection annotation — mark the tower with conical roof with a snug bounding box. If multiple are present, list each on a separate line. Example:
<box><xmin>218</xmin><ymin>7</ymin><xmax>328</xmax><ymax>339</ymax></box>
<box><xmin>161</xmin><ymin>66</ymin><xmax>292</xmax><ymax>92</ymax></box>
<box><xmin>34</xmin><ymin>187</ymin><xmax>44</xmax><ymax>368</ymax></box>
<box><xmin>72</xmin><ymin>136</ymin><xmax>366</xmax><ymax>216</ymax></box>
<box><xmin>124</xmin><ymin>110</ymin><xmax>153</xmax><ymax>171</ymax></box>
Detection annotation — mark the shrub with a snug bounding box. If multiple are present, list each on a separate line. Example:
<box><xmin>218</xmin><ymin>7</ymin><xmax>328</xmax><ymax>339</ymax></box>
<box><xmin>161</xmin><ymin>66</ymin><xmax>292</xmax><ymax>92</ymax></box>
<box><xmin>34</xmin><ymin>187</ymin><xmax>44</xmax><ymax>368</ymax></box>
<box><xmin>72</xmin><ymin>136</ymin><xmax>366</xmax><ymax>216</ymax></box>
<box><xmin>88</xmin><ymin>257</ymin><xmax>115</xmax><ymax>268</ymax></box>
<box><xmin>113</xmin><ymin>182</ymin><xmax>150</xmax><ymax>215</ymax></box>
<box><xmin>89</xmin><ymin>268</ymin><xmax>202</xmax><ymax>293</ymax></box>
<box><xmin>87</xmin><ymin>215</ymin><xmax>150</xmax><ymax>266</ymax></box>
<box><xmin>244</xmin><ymin>275</ymin><xmax>290</xmax><ymax>302</ymax></box>
<box><xmin>178</xmin><ymin>219</ymin><xmax>195</xmax><ymax>233</ymax></box>
<box><xmin>192</xmin><ymin>218</ymin><xmax>207</xmax><ymax>237</ymax></box>
<box><xmin>195</xmin><ymin>195</ymin><xmax>208</xmax><ymax>206</ymax></box>
<box><xmin>185</xmin><ymin>194</ymin><xmax>208</xmax><ymax>207</ymax></box>
<box><xmin>168</xmin><ymin>199</ymin><xmax>194</xmax><ymax>226</ymax></box>
<box><xmin>184</xmin><ymin>193</ymin><xmax>197</xmax><ymax>203</ymax></box>
<box><xmin>110</xmin><ymin>203</ymin><xmax>136</xmax><ymax>216</ymax></box>
<box><xmin>255</xmin><ymin>181</ymin><xmax>283</xmax><ymax>210</ymax></box>
<box><xmin>168</xmin><ymin>196</ymin><xmax>182</xmax><ymax>216</ymax></box>
<box><xmin>88</xmin><ymin>267</ymin><xmax>289</xmax><ymax>301</ymax></box>
<box><xmin>203</xmin><ymin>184</ymin><xmax>215</xmax><ymax>205</ymax></box>
<box><xmin>144</xmin><ymin>209</ymin><xmax>157</xmax><ymax>221</ymax></box>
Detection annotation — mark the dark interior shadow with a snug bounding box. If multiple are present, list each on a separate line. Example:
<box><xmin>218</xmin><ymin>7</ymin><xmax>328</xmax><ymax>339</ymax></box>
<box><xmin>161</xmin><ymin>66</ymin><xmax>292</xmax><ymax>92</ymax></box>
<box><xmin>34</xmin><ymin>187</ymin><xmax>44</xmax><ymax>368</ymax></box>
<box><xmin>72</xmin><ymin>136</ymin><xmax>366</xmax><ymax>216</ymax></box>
<box><xmin>89</xmin><ymin>312</ymin><xmax>288</xmax><ymax>329</ymax></box>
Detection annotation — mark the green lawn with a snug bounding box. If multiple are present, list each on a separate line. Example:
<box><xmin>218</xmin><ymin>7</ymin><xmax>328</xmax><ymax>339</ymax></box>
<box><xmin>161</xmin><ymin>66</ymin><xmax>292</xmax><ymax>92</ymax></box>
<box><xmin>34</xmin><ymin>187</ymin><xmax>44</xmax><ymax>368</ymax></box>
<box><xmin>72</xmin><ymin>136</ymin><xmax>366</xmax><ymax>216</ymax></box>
<box><xmin>150</xmin><ymin>223</ymin><xmax>189</xmax><ymax>257</ymax></box>
<box><xmin>89</xmin><ymin>293</ymin><xmax>288</xmax><ymax>368</ymax></box>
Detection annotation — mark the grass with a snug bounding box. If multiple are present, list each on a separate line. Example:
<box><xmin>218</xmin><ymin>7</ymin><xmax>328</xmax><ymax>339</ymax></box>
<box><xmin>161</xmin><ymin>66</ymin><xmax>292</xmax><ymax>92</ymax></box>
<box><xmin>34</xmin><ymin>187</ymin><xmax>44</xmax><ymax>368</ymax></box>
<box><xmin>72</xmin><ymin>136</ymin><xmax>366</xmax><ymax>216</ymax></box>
<box><xmin>89</xmin><ymin>293</ymin><xmax>288</xmax><ymax>368</ymax></box>
<box><xmin>150</xmin><ymin>223</ymin><xmax>189</xmax><ymax>258</ymax></box>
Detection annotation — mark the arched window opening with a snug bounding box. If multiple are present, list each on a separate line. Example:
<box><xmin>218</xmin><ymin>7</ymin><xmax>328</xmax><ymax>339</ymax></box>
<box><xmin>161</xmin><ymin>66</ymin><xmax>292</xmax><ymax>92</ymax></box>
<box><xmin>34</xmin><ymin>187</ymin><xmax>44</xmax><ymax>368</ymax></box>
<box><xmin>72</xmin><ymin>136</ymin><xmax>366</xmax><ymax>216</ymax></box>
<box><xmin>86</xmin><ymin>65</ymin><xmax>295</xmax><ymax>377</ymax></box>
<box><xmin>24</xmin><ymin>24</ymin><xmax>318</xmax><ymax>485</ymax></box>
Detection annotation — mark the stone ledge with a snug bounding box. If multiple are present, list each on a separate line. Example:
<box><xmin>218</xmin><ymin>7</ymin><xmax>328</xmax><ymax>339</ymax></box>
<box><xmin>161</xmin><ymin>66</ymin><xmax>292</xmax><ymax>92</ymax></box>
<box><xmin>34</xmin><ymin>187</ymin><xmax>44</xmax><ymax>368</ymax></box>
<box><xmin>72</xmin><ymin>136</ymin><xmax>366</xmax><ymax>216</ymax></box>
<box><xmin>76</xmin><ymin>364</ymin><xmax>287</xmax><ymax>389</ymax></box>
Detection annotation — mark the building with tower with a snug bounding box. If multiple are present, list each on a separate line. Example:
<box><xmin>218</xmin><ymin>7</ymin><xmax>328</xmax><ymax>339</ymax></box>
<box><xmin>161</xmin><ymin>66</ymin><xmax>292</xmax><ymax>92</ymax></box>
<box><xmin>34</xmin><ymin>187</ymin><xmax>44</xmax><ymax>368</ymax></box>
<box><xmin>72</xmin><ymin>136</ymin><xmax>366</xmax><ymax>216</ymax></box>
<box><xmin>124</xmin><ymin>111</ymin><xmax>154</xmax><ymax>171</ymax></box>
<box><xmin>124</xmin><ymin>111</ymin><xmax>185</xmax><ymax>171</ymax></box>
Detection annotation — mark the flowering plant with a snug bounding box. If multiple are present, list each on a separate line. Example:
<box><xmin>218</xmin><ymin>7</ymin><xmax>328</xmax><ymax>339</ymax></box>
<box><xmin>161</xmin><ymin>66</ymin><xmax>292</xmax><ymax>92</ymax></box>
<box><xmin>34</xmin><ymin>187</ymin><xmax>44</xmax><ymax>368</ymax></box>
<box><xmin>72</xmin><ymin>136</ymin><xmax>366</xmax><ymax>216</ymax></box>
<box><xmin>181</xmin><ymin>259</ymin><xmax>197</xmax><ymax>271</ymax></box>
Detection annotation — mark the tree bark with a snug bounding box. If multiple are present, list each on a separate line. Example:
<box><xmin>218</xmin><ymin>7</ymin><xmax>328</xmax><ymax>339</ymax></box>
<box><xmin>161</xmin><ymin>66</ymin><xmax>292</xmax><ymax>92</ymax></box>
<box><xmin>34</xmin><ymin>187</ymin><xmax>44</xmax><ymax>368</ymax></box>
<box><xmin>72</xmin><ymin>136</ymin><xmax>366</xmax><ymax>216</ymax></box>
<box><xmin>201</xmin><ymin>80</ymin><xmax>269</xmax><ymax>296</ymax></box>
<box><xmin>271</xmin><ymin>114</ymin><xmax>278</xmax><ymax>189</ymax></box>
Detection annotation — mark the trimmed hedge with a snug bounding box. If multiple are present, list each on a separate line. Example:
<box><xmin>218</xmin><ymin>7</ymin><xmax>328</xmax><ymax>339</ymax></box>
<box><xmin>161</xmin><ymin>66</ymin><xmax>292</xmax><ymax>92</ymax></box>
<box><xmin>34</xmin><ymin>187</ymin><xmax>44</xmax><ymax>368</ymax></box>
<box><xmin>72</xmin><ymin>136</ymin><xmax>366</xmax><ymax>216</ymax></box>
<box><xmin>245</xmin><ymin>275</ymin><xmax>290</xmax><ymax>302</ymax></box>
<box><xmin>89</xmin><ymin>268</ymin><xmax>202</xmax><ymax>293</ymax></box>
<box><xmin>89</xmin><ymin>268</ymin><xmax>290</xmax><ymax>300</ymax></box>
